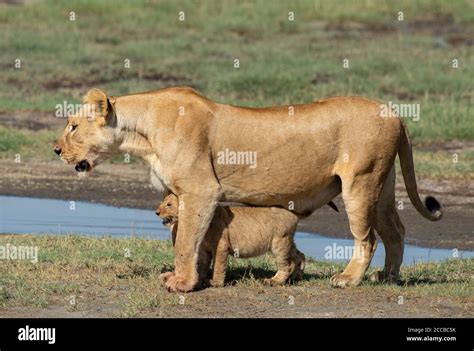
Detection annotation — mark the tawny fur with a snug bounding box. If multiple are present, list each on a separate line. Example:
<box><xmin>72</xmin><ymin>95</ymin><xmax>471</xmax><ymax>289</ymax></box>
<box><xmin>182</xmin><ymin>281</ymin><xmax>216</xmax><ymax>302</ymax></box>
<box><xmin>157</xmin><ymin>194</ymin><xmax>305</xmax><ymax>287</ymax></box>
<box><xmin>54</xmin><ymin>87</ymin><xmax>443</xmax><ymax>292</ymax></box>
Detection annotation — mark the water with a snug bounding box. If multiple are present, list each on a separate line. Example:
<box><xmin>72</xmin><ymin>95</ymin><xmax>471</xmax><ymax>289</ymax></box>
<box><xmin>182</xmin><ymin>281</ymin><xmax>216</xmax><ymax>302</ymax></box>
<box><xmin>1</xmin><ymin>196</ymin><xmax>471</xmax><ymax>267</ymax></box>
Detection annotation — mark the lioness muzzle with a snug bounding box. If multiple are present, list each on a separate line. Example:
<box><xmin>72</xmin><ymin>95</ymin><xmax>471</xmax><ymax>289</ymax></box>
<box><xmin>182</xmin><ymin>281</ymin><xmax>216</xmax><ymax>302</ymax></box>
<box><xmin>75</xmin><ymin>160</ymin><xmax>91</xmax><ymax>172</ymax></box>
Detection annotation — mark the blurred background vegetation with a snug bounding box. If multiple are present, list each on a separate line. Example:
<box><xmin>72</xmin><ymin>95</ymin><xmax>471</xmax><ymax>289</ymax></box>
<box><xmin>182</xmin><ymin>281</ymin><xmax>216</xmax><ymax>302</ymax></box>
<box><xmin>0</xmin><ymin>0</ymin><xmax>472</xmax><ymax>172</ymax></box>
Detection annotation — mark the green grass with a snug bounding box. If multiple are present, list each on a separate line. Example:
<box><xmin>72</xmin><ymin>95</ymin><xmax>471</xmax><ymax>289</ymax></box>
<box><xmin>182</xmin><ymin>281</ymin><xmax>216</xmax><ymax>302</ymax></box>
<box><xmin>0</xmin><ymin>0</ymin><xmax>472</xmax><ymax>143</ymax></box>
<box><xmin>410</xmin><ymin>149</ymin><xmax>474</xmax><ymax>178</ymax></box>
<box><xmin>0</xmin><ymin>235</ymin><xmax>472</xmax><ymax>316</ymax></box>
<box><xmin>0</xmin><ymin>125</ymin><xmax>141</xmax><ymax>163</ymax></box>
<box><xmin>0</xmin><ymin>235</ymin><xmax>175</xmax><ymax>309</ymax></box>
<box><xmin>0</xmin><ymin>125</ymin><xmax>58</xmax><ymax>160</ymax></box>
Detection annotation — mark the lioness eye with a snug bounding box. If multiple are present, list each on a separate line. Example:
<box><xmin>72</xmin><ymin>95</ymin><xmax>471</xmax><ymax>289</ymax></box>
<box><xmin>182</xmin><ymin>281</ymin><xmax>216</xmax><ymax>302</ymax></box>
<box><xmin>70</xmin><ymin>124</ymin><xmax>78</xmax><ymax>132</ymax></box>
<box><xmin>166</xmin><ymin>203</ymin><xmax>171</xmax><ymax>207</ymax></box>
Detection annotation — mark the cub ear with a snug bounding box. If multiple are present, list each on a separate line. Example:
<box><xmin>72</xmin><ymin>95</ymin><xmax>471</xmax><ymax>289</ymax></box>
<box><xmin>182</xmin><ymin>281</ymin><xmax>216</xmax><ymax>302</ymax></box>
<box><xmin>83</xmin><ymin>88</ymin><xmax>112</xmax><ymax>124</ymax></box>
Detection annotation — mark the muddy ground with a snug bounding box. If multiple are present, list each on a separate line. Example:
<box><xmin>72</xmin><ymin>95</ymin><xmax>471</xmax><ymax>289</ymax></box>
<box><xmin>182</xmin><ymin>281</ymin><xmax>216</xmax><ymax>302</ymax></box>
<box><xmin>1</xmin><ymin>159</ymin><xmax>473</xmax><ymax>250</ymax></box>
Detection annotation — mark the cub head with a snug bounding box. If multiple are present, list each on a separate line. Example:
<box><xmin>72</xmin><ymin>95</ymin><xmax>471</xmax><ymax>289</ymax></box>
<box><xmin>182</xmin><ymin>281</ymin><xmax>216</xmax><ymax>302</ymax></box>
<box><xmin>53</xmin><ymin>88</ymin><xmax>117</xmax><ymax>172</ymax></box>
<box><xmin>156</xmin><ymin>194</ymin><xmax>179</xmax><ymax>228</ymax></box>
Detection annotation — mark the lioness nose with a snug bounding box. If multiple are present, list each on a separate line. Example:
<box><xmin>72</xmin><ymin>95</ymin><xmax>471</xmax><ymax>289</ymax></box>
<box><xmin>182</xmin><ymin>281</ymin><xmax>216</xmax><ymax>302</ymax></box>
<box><xmin>155</xmin><ymin>210</ymin><xmax>160</xmax><ymax>216</ymax></box>
<box><xmin>53</xmin><ymin>146</ymin><xmax>62</xmax><ymax>155</ymax></box>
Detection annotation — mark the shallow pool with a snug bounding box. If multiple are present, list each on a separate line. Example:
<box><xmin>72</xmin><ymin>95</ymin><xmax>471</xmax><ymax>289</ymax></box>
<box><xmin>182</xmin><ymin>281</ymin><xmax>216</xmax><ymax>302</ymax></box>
<box><xmin>1</xmin><ymin>196</ymin><xmax>471</xmax><ymax>266</ymax></box>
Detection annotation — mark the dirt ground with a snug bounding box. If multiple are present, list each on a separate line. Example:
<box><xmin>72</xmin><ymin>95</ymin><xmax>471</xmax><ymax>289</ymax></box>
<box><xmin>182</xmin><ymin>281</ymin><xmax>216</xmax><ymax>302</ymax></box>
<box><xmin>4</xmin><ymin>283</ymin><xmax>472</xmax><ymax>318</ymax></box>
<box><xmin>0</xmin><ymin>240</ymin><xmax>471</xmax><ymax>318</ymax></box>
<box><xmin>1</xmin><ymin>159</ymin><xmax>473</xmax><ymax>250</ymax></box>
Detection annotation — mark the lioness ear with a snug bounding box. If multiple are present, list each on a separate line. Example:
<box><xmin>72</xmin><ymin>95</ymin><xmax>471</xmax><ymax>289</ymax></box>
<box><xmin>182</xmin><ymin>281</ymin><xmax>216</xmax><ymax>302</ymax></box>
<box><xmin>83</xmin><ymin>88</ymin><xmax>112</xmax><ymax>124</ymax></box>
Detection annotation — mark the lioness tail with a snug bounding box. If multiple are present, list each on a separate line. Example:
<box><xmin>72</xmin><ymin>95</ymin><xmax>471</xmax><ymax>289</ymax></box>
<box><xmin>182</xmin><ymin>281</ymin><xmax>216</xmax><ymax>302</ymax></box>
<box><xmin>398</xmin><ymin>120</ymin><xmax>442</xmax><ymax>221</ymax></box>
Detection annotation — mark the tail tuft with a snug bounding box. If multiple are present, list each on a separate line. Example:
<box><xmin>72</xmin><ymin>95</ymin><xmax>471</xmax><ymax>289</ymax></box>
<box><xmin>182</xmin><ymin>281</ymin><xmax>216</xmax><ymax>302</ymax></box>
<box><xmin>425</xmin><ymin>196</ymin><xmax>441</xmax><ymax>213</ymax></box>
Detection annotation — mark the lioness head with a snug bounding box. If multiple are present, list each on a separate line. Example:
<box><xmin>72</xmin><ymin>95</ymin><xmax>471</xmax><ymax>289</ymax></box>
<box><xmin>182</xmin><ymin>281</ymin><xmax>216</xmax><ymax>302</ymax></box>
<box><xmin>53</xmin><ymin>88</ymin><xmax>116</xmax><ymax>172</ymax></box>
<box><xmin>156</xmin><ymin>194</ymin><xmax>179</xmax><ymax>228</ymax></box>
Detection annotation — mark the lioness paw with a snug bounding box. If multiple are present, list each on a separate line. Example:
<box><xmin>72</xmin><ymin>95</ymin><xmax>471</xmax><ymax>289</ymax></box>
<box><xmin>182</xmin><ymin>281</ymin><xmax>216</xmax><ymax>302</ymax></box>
<box><xmin>330</xmin><ymin>273</ymin><xmax>361</xmax><ymax>288</ymax></box>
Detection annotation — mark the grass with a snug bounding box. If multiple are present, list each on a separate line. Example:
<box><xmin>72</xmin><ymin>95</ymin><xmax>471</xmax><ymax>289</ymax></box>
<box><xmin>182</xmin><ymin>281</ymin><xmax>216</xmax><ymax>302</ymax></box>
<box><xmin>0</xmin><ymin>125</ymin><xmax>142</xmax><ymax>163</ymax></box>
<box><xmin>410</xmin><ymin>149</ymin><xmax>474</xmax><ymax>179</ymax></box>
<box><xmin>390</xmin><ymin>148</ymin><xmax>474</xmax><ymax>180</ymax></box>
<box><xmin>0</xmin><ymin>125</ymin><xmax>58</xmax><ymax>161</ymax></box>
<box><xmin>0</xmin><ymin>235</ymin><xmax>472</xmax><ymax>317</ymax></box>
<box><xmin>0</xmin><ymin>0</ymin><xmax>472</xmax><ymax>144</ymax></box>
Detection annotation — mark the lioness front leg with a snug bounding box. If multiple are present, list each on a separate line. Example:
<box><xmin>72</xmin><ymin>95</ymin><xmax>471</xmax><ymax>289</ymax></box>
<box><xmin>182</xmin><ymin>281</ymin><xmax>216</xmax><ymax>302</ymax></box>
<box><xmin>165</xmin><ymin>191</ymin><xmax>220</xmax><ymax>292</ymax></box>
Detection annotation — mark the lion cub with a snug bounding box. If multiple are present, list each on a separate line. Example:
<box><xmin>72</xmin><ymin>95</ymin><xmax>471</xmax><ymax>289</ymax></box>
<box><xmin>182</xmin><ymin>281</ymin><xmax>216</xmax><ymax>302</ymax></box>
<box><xmin>156</xmin><ymin>194</ymin><xmax>305</xmax><ymax>287</ymax></box>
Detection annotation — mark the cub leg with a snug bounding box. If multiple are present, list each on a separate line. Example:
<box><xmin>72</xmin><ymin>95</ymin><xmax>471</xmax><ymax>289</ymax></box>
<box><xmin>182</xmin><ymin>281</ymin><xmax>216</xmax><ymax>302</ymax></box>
<box><xmin>197</xmin><ymin>250</ymin><xmax>213</xmax><ymax>288</ymax></box>
<box><xmin>210</xmin><ymin>239</ymin><xmax>229</xmax><ymax>287</ymax></box>
<box><xmin>290</xmin><ymin>245</ymin><xmax>306</xmax><ymax>280</ymax></box>
<box><xmin>264</xmin><ymin>234</ymin><xmax>297</xmax><ymax>286</ymax></box>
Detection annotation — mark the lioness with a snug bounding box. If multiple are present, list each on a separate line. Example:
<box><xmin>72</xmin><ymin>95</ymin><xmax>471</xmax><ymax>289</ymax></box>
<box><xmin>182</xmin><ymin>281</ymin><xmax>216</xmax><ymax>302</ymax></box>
<box><xmin>54</xmin><ymin>87</ymin><xmax>442</xmax><ymax>292</ymax></box>
<box><xmin>156</xmin><ymin>194</ymin><xmax>305</xmax><ymax>287</ymax></box>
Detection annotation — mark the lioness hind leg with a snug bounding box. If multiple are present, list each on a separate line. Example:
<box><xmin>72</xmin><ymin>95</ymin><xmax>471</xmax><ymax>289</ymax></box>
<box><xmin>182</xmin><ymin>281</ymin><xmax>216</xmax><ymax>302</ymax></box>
<box><xmin>330</xmin><ymin>175</ymin><xmax>381</xmax><ymax>288</ymax></box>
<box><xmin>370</xmin><ymin>209</ymin><xmax>405</xmax><ymax>283</ymax></box>
<box><xmin>370</xmin><ymin>167</ymin><xmax>405</xmax><ymax>283</ymax></box>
